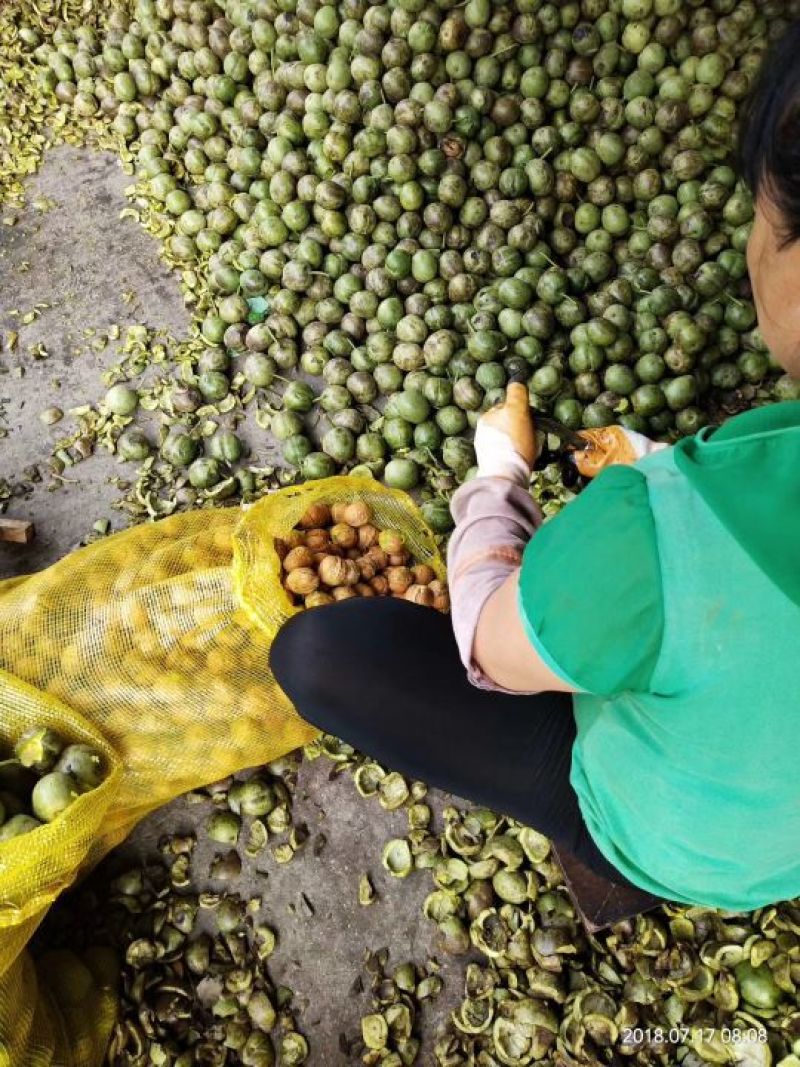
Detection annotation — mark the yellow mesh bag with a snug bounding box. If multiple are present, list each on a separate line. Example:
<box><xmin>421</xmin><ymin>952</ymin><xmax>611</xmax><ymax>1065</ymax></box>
<box><xmin>0</xmin><ymin>673</ymin><xmax>122</xmax><ymax>1067</ymax></box>
<box><xmin>233</xmin><ymin>475</ymin><xmax>446</xmax><ymax>637</ymax></box>
<box><xmin>0</xmin><ymin>476</ymin><xmax>443</xmax><ymax>1066</ymax></box>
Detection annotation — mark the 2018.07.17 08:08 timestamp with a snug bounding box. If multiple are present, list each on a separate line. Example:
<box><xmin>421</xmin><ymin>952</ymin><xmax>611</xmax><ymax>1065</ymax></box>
<box><xmin>620</xmin><ymin>1027</ymin><xmax>769</xmax><ymax>1046</ymax></box>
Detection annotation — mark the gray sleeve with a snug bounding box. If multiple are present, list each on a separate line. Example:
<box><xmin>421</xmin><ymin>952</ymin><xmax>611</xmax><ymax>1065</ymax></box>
<box><xmin>446</xmin><ymin>476</ymin><xmax>544</xmax><ymax>694</ymax></box>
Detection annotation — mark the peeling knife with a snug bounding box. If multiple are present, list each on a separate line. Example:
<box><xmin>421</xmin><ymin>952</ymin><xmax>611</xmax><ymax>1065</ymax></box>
<box><xmin>506</xmin><ymin>371</ymin><xmax>592</xmax><ymax>452</ymax></box>
<box><xmin>535</xmin><ymin>414</ymin><xmax>593</xmax><ymax>452</ymax></box>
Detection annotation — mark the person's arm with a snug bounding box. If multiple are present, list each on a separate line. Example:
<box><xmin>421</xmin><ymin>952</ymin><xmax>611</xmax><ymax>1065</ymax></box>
<box><xmin>448</xmin><ymin>390</ymin><xmax>664</xmax><ymax>695</ymax></box>
<box><xmin>447</xmin><ymin>384</ymin><xmax>573</xmax><ymax>695</ymax></box>
<box><xmin>447</xmin><ymin>477</ymin><xmax>574</xmax><ymax>695</ymax></box>
<box><xmin>473</xmin><ymin>568</ymin><xmax>574</xmax><ymax>693</ymax></box>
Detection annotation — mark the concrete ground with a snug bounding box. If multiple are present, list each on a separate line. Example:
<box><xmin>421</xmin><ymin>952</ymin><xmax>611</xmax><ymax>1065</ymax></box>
<box><xmin>0</xmin><ymin>147</ymin><xmax>467</xmax><ymax>1061</ymax></box>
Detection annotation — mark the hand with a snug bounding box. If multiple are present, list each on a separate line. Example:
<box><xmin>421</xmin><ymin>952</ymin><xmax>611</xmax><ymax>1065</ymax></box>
<box><xmin>474</xmin><ymin>382</ymin><xmax>538</xmax><ymax>485</ymax></box>
<box><xmin>480</xmin><ymin>382</ymin><xmax>538</xmax><ymax>465</ymax></box>
<box><xmin>573</xmin><ymin>426</ymin><xmax>668</xmax><ymax>478</ymax></box>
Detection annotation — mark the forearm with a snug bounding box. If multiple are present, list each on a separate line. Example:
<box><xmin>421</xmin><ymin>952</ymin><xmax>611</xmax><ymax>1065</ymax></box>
<box><xmin>446</xmin><ymin>476</ymin><xmax>544</xmax><ymax>693</ymax></box>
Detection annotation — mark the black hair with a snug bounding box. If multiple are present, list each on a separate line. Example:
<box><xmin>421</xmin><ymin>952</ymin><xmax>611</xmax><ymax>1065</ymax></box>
<box><xmin>738</xmin><ymin>21</ymin><xmax>800</xmax><ymax>246</ymax></box>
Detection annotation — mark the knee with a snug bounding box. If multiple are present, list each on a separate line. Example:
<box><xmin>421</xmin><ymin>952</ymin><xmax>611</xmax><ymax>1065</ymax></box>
<box><xmin>270</xmin><ymin>608</ymin><xmax>328</xmax><ymax>706</ymax></box>
<box><xmin>271</xmin><ymin>603</ymin><xmax>377</xmax><ymax>738</ymax></box>
<box><xmin>271</xmin><ymin>597</ymin><xmax>405</xmax><ymax>735</ymax></box>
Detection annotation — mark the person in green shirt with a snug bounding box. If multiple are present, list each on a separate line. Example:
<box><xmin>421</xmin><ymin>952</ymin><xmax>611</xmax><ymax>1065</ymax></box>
<box><xmin>272</xmin><ymin>27</ymin><xmax>800</xmax><ymax>912</ymax></box>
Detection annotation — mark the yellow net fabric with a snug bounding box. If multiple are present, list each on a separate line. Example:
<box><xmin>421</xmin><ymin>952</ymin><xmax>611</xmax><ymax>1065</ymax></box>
<box><xmin>0</xmin><ymin>476</ymin><xmax>443</xmax><ymax>1066</ymax></box>
<box><xmin>233</xmin><ymin>476</ymin><xmax>445</xmax><ymax>637</ymax></box>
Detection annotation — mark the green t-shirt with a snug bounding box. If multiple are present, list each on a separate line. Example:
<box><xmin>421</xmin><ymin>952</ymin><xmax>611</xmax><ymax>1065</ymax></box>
<box><xmin>517</xmin><ymin>401</ymin><xmax>800</xmax><ymax>910</ymax></box>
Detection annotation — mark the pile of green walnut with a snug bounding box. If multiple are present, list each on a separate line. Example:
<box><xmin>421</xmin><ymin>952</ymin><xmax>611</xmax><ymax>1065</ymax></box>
<box><xmin>11</xmin><ymin>0</ymin><xmax>800</xmax><ymax>1062</ymax></box>
<box><xmin>0</xmin><ymin>728</ymin><xmax>105</xmax><ymax>838</ymax></box>
<box><xmin>15</xmin><ymin>0</ymin><xmax>800</xmax><ymax>526</ymax></box>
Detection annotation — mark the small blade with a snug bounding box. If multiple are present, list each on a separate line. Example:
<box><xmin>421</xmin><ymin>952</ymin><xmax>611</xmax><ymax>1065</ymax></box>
<box><xmin>506</xmin><ymin>372</ymin><xmax>592</xmax><ymax>452</ymax></box>
<box><xmin>535</xmin><ymin>415</ymin><xmax>592</xmax><ymax>452</ymax></box>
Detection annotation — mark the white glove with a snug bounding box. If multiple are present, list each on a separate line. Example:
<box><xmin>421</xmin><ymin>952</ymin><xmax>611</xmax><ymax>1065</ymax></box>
<box><xmin>474</xmin><ymin>422</ymin><xmax>532</xmax><ymax>487</ymax></box>
<box><xmin>617</xmin><ymin>428</ymin><xmax>669</xmax><ymax>459</ymax></box>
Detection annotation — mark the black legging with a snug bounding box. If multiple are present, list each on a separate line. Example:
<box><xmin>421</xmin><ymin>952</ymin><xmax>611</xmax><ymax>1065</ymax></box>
<box><xmin>270</xmin><ymin>597</ymin><xmax>637</xmax><ymax>887</ymax></box>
